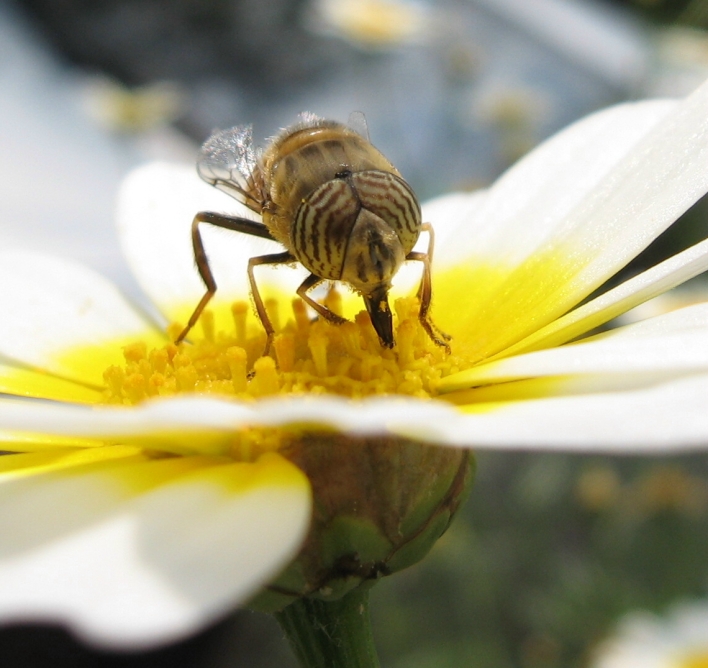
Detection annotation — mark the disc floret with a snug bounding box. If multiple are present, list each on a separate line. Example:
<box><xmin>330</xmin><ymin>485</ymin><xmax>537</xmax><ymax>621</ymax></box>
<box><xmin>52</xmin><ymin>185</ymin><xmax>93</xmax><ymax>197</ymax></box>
<box><xmin>102</xmin><ymin>292</ymin><xmax>462</xmax><ymax>405</ymax></box>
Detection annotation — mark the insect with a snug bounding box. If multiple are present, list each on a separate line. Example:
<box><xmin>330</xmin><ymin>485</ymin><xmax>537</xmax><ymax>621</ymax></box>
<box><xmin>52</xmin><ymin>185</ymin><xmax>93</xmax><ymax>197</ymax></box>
<box><xmin>175</xmin><ymin>112</ymin><xmax>450</xmax><ymax>354</ymax></box>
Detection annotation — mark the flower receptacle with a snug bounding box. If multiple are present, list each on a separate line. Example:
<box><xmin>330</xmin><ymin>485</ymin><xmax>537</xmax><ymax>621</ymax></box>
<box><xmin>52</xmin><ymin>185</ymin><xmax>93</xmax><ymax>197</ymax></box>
<box><xmin>249</xmin><ymin>432</ymin><xmax>474</xmax><ymax>612</ymax></box>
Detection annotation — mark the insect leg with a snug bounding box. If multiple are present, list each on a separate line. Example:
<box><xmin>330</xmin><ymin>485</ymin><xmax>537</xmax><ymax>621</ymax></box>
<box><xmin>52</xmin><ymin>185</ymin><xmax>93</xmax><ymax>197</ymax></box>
<box><xmin>406</xmin><ymin>223</ymin><xmax>451</xmax><ymax>353</ymax></box>
<box><xmin>248</xmin><ymin>251</ymin><xmax>296</xmax><ymax>356</ymax></box>
<box><xmin>175</xmin><ymin>211</ymin><xmax>275</xmax><ymax>343</ymax></box>
<box><xmin>296</xmin><ymin>274</ymin><xmax>348</xmax><ymax>326</ymax></box>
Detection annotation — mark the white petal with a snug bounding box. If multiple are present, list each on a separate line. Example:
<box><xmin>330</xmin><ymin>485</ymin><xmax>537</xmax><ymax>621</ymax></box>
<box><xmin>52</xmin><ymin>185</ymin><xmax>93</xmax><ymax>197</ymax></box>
<box><xmin>0</xmin><ymin>251</ymin><xmax>163</xmax><ymax>387</ymax></box>
<box><xmin>435</xmin><ymin>99</ymin><xmax>675</xmax><ymax>268</ymax></box>
<box><xmin>441</xmin><ymin>374</ymin><xmax>708</xmax><ymax>452</ymax></box>
<box><xmin>0</xmin><ymin>363</ymin><xmax>101</xmax><ymax>404</ymax></box>
<box><xmin>1</xmin><ymin>381</ymin><xmax>707</xmax><ymax>455</ymax></box>
<box><xmin>0</xmin><ymin>394</ymin><xmax>460</xmax><ymax>455</ymax></box>
<box><xmin>431</xmin><ymin>82</ymin><xmax>708</xmax><ymax>359</ymax></box>
<box><xmin>389</xmin><ymin>189</ymin><xmax>487</xmax><ymax>294</ymax></box>
<box><xmin>117</xmin><ymin>163</ymin><xmax>306</xmax><ymax>331</ymax></box>
<box><xmin>0</xmin><ymin>450</ymin><xmax>311</xmax><ymax>649</ymax></box>
<box><xmin>0</xmin><ymin>397</ymin><xmax>256</xmax><ymax>456</ymax></box>
<box><xmin>492</xmin><ymin>236</ymin><xmax>708</xmax><ymax>360</ymax></box>
<box><xmin>0</xmin><ymin>432</ymin><xmax>104</xmax><ymax>453</ymax></box>
<box><xmin>440</xmin><ymin>302</ymin><xmax>708</xmax><ymax>390</ymax></box>
<box><xmin>420</xmin><ymin>190</ymin><xmax>489</xmax><ymax>251</ymax></box>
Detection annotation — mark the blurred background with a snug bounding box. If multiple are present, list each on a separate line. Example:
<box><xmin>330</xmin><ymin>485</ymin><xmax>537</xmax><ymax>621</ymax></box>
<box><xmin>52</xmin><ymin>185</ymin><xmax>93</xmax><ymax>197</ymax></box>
<box><xmin>1</xmin><ymin>0</ymin><xmax>708</xmax><ymax>666</ymax></box>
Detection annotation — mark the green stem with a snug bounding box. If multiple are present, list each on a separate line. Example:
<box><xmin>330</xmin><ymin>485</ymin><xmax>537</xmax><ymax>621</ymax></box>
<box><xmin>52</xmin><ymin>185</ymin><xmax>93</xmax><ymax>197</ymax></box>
<box><xmin>274</xmin><ymin>588</ymin><xmax>381</xmax><ymax>668</ymax></box>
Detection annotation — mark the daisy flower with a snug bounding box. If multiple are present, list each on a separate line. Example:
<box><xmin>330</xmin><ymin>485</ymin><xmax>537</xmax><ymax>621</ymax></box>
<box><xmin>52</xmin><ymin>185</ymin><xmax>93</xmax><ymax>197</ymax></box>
<box><xmin>591</xmin><ymin>601</ymin><xmax>708</xmax><ymax>668</ymax></box>
<box><xmin>1</xmin><ymin>76</ymin><xmax>708</xmax><ymax>664</ymax></box>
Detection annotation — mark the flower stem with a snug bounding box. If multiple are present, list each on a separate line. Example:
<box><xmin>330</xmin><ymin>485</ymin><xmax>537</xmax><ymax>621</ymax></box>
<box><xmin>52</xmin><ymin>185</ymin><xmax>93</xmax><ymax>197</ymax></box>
<box><xmin>274</xmin><ymin>588</ymin><xmax>381</xmax><ymax>668</ymax></box>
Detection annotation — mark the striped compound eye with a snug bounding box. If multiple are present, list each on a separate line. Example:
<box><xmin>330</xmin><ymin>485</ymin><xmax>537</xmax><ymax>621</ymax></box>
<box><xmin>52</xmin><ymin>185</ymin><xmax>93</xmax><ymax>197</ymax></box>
<box><xmin>291</xmin><ymin>170</ymin><xmax>420</xmax><ymax>288</ymax></box>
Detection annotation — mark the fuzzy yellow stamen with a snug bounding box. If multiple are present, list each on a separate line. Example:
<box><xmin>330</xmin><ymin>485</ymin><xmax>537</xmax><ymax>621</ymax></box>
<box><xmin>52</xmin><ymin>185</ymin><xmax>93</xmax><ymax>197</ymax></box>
<box><xmin>251</xmin><ymin>356</ymin><xmax>280</xmax><ymax>396</ymax></box>
<box><xmin>226</xmin><ymin>346</ymin><xmax>248</xmax><ymax>393</ymax></box>
<box><xmin>265</xmin><ymin>297</ymin><xmax>281</xmax><ymax>333</ymax></box>
<box><xmin>324</xmin><ymin>286</ymin><xmax>343</xmax><ymax>316</ymax></box>
<box><xmin>308</xmin><ymin>322</ymin><xmax>330</xmax><ymax>377</ymax></box>
<box><xmin>231</xmin><ymin>301</ymin><xmax>249</xmax><ymax>345</ymax></box>
<box><xmin>101</xmin><ymin>291</ymin><xmax>463</xmax><ymax>405</ymax></box>
<box><xmin>273</xmin><ymin>333</ymin><xmax>296</xmax><ymax>373</ymax></box>
<box><xmin>200</xmin><ymin>308</ymin><xmax>215</xmax><ymax>342</ymax></box>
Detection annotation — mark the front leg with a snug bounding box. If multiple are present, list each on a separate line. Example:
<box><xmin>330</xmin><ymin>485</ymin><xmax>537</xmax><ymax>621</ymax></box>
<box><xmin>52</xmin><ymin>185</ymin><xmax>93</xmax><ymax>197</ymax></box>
<box><xmin>248</xmin><ymin>251</ymin><xmax>297</xmax><ymax>356</ymax></box>
<box><xmin>175</xmin><ymin>211</ymin><xmax>275</xmax><ymax>343</ymax></box>
<box><xmin>406</xmin><ymin>222</ymin><xmax>451</xmax><ymax>353</ymax></box>
<box><xmin>296</xmin><ymin>274</ymin><xmax>348</xmax><ymax>326</ymax></box>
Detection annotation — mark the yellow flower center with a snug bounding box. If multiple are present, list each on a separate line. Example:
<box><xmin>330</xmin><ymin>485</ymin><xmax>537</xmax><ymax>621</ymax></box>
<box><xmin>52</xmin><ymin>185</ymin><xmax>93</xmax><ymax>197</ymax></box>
<box><xmin>102</xmin><ymin>292</ymin><xmax>465</xmax><ymax>406</ymax></box>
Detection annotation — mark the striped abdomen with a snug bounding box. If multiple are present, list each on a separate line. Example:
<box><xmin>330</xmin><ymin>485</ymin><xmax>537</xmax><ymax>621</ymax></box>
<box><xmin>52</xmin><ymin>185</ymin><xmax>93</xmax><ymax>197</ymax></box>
<box><xmin>292</xmin><ymin>170</ymin><xmax>422</xmax><ymax>290</ymax></box>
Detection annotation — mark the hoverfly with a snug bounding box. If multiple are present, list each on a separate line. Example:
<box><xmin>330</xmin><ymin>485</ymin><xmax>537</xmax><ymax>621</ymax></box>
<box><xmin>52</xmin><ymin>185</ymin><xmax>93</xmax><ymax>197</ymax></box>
<box><xmin>175</xmin><ymin>112</ymin><xmax>450</xmax><ymax>354</ymax></box>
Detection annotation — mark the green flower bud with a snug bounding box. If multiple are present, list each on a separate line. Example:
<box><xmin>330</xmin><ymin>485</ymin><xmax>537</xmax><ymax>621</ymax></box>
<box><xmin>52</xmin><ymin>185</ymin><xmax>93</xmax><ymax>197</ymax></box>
<box><xmin>250</xmin><ymin>432</ymin><xmax>474</xmax><ymax>612</ymax></box>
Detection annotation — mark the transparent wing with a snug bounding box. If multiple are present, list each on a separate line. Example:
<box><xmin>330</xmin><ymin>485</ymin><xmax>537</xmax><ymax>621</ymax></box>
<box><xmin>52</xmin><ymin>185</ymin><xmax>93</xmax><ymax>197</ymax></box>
<box><xmin>347</xmin><ymin>111</ymin><xmax>370</xmax><ymax>140</ymax></box>
<box><xmin>197</xmin><ymin>126</ymin><xmax>263</xmax><ymax>213</ymax></box>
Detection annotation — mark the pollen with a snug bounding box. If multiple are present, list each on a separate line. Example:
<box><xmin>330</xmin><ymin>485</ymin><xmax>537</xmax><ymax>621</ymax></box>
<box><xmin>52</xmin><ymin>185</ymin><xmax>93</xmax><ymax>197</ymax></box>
<box><xmin>101</xmin><ymin>291</ymin><xmax>462</xmax><ymax>405</ymax></box>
